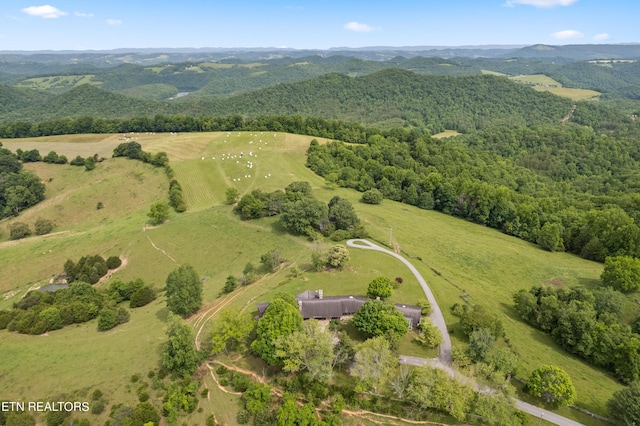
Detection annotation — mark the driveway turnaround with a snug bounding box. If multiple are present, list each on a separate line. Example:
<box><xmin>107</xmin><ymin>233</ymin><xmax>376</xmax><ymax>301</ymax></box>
<box><xmin>347</xmin><ymin>238</ymin><xmax>452</xmax><ymax>363</ymax></box>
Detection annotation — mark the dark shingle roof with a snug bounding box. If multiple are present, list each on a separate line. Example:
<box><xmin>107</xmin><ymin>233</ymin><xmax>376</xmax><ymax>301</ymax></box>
<box><xmin>257</xmin><ymin>290</ymin><xmax>422</xmax><ymax>327</ymax></box>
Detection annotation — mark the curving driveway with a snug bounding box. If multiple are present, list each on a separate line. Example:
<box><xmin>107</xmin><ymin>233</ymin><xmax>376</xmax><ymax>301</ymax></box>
<box><xmin>347</xmin><ymin>239</ymin><xmax>586</xmax><ymax>426</ymax></box>
<box><xmin>346</xmin><ymin>238</ymin><xmax>452</xmax><ymax>363</ymax></box>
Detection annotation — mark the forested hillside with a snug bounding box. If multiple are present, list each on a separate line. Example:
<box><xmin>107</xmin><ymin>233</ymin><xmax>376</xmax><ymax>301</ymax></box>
<box><xmin>0</xmin><ymin>69</ymin><xmax>573</xmax><ymax>132</ymax></box>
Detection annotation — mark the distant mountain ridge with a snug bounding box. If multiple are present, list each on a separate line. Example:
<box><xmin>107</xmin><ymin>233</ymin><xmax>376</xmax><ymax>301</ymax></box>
<box><xmin>1</xmin><ymin>44</ymin><xmax>639</xmax><ymax>65</ymax></box>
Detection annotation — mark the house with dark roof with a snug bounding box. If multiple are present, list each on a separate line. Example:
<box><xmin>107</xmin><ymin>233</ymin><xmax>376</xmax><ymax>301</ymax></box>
<box><xmin>257</xmin><ymin>290</ymin><xmax>422</xmax><ymax>329</ymax></box>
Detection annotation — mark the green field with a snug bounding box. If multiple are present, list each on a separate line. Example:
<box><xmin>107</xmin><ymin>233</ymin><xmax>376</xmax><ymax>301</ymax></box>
<box><xmin>14</xmin><ymin>75</ymin><xmax>100</xmax><ymax>92</ymax></box>
<box><xmin>0</xmin><ymin>131</ymin><xmax>625</xmax><ymax>423</ymax></box>
<box><xmin>510</xmin><ymin>74</ymin><xmax>601</xmax><ymax>101</ymax></box>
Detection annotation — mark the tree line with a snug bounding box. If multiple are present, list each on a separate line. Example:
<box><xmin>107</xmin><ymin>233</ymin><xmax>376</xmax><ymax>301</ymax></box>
<box><xmin>306</xmin><ymin>119</ymin><xmax>640</xmax><ymax>262</ymax></box>
<box><xmin>513</xmin><ymin>283</ymin><xmax>640</xmax><ymax>383</ymax></box>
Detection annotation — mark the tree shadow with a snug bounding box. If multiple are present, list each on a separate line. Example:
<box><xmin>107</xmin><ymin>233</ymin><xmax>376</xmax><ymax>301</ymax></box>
<box><xmin>156</xmin><ymin>306</ymin><xmax>170</xmax><ymax>323</ymax></box>
<box><xmin>576</xmin><ymin>276</ymin><xmax>601</xmax><ymax>290</ymax></box>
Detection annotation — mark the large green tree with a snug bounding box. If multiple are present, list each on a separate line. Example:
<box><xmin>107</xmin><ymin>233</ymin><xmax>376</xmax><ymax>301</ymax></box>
<box><xmin>147</xmin><ymin>201</ymin><xmax>170</xmax><ymax>225</ymax></box>
<box><xmin>279</xmin><ymin>197</ymin><xmax>328</xmax><ymax>236</ymax></box>
<box><xmin>352</xmin><ymin>299</ymin><xmax>409</xmax><ymax>339</ymax></box>
<box><xmin>527</xmin><ymin>365</ymin><xmax>576</xmax><ymax>406</ymax></box>
<box><xmin>366</xmin><ymin>275</ymin><xmax>393</xmax><ymax>300</ymax></box>
<box><xmin>601</xmin><ymin>256</ymin><xmax>640</xmax><ymax>293</ymax></box>
<box><xmin>607</xmin><ymin>380</ymin><xmax>640</xmax><ymax>426</ymax></box>
<box><xmin>352</xmin><ymin>336</ymin><xmax>398</xmax><ymax>393</ymax></box>
<box><xmin>251</xmin><ymin>294</ymin><xmax>303</xmax><ymax>365</ymax></box>
<box><xmin>274</xmin><ymin>319</ymin><xmax>335</xmax><ymax>383</ymax></box>
<box><xmin>210</xmin><ymin>308</ymin><xmax>255</xmax><ymax>354</ymax></box>
<box><xmin>165</xmin><ymin>264</ymin><xmax>202</xmax><ymax>317</ymax></box>
<box><xmin>162</xmin><ymin>314</ymin><xmax>199</xmax><ymax>377</ymax></box>
<box><xmin>406</xmin><ymin>366</ymin><xmax>475</xmax><ymax>421</ymax></box>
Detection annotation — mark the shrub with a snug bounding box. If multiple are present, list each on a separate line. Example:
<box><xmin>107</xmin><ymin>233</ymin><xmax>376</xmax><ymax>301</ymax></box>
<box><xmin>97</xmin><ymin>307</ymin><xmax>129</xmax><ymax>331</ymax></box>
<box><xmin>34</xmin><ymin>218</ymin><xmax>54</xmax><ymax>235</ymax></box>
<box><xmin>91</xmin><ymin>400</ymin><xmax>106</xmax><ymax>415</ymax></box>
<box><xmin>106</xmin><ymin>256</ymin><xmax>122</xmax><ymax>269</ymax></box>
<box><xmin>9</xmin><ymin>222</ymin><xmax>31</xmax><ymax>240</ymax></box>
<box><xmin>92</xmin><ymin>389</ymin><xmax>103</xmax><ymax>401</ymax></box>
<box><xmin>69</xmin><ymin>155</ymin><xmax>85</xmax><ymax>166</ymax></box>
<box><xmin>130</xmin><ymin>286</ymin><xmax>156</xmax><ymax>308</ymax></box>
<box><xmin>236</xmin><ymin>409</ymin><xmax>250</xmax><ymax>424</ymax></box>
<box><xmin>96</xmin><ymin>201</ymin><xmax>104</xmax><ymax>210</ymax></box>
<box><xmin>361</xmin><ymin>188</ymin><xmax>383</xmax><ymax>204</ymax></box>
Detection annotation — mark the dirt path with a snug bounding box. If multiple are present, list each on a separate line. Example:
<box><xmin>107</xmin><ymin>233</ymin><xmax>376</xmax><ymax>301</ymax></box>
<box><xmin>562</xmin><ymin>104</ymin><xmax>577</xmax><ymax>123</ymax></box>
<box><xmin>145</xmin><ymin>234</ymin><xmax>178</xmax><ymax>263</ymax></box>
<box><xmin>192</xmin><ymin>287</ymin><xmax>250</xmax><ymax>350</ymax></box>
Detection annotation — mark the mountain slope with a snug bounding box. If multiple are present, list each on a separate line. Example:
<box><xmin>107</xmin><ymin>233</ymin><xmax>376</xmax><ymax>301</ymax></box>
<box><xmin>182</xmin><ymin>69</ymin><xmax>572</xmax><ymax>131</ymax></box>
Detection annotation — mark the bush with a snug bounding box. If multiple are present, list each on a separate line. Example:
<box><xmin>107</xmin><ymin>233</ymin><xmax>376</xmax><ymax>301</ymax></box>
<box><xmin>69</xmin><ymin>155</ymin><xmax>85</xmax><ymax>166</ymax></box>
<box><xmin>92</xmin><ymin>389</ymin><xmax>103</xmax><ymax>401</ymax></box>
<box><xmin>34</xmin><ymin>218</ymin><xmax>54</xmax><ymax>235</ymax></box>
<box><xmin>130</xmin><ymin>286</ymin><xmax>156</xmax><ymax>308</ymax></box>
<box><xmin>106</xmin><ymin>256</ymin><xmax>122</xmax><ymax>269</ymax></box>
<box><xmin>9</xmin><ymin>222</ymin><xmax>31</xmax><ymax>240</ymax></box>
<box><xmin>236</xmin><ymin>409</ymin><xmax>250</xmax><ymax>424</ymax></box>
<box><xmin>97</xmin><ymin>307</ymin><xmax>130</xmax><ymax>331</ymax></box>
<box><xmin>91</xmin><ymin>399</ymin><xmax>105</xmax><ymax>415</ymax></box>
<box><xmin>361</xmin><ymin>188</ymin><xmax>383</xmax><ymax>204</ymax></box>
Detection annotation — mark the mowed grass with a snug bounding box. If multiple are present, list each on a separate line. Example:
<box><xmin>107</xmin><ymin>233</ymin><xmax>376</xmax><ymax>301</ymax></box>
<box><xmin>0</xmin><ymin>131</ymin><xmax>625</xmax><ymax>420</ymax></box>
<box><xmin>510</xmin><ymin>74</ymin><xmax>601</xmax><ymax>101</ymax></box>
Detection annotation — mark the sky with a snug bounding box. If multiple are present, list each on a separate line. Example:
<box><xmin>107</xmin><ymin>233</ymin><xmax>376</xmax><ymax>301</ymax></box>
<box><xmin>0</xmin><ymin>0</ymin><xmax>638</xmax><ymax>51</ymax></box>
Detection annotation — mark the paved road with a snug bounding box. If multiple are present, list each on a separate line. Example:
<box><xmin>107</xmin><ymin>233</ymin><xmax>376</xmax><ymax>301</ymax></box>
<box><xmin>348</xmin><ymin>239</ymin><xmax>586</xmax><ymax>426</ymax></box>
<box><xmin>515</xmin><ymin>400</ymin><xmax>585</xmax><ymax>426</ymax></box>
<box><xmin>347</xmin><ymin>238</ymin><xmax>452</xmax><ymax>363</ymax></box>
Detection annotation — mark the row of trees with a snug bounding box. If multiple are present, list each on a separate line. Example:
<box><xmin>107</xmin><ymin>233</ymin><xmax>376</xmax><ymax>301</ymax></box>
<box><xmin>63</xmin><ymin>254</ymin><xmax>122</xmax><ymax>285</ymax></box>
<box><xmin>0</xmin><ymin>144</ymin><xmax>46</xmax><ymax>219</ymax></box>
<box><xmin>513</xmin><ymin>285</ymin><xmax>640</xmax><ymax>383</ymax></box>
<box><xmin>0</xmin><ymin>274</ymin><xmax>155</xmax><ymax>335</ymax></box>
<box><xmin>7</xmin><ymin>218</ymin><xmax>53</xmax><ymax>240</ymax></box>
<box><xmin>113</xmin><ymin>141</ymin><xmax>186</xmax><ymax>216</ymax></box>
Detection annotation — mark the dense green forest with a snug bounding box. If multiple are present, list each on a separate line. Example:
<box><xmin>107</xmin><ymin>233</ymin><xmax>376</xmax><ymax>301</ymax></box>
<box><xmin>2</xmin><ymin>52</ymin><xmax>640</xmax><ymax>128</ymax></box>
<box><xmin>305</xmin><ymin>117</ymin><xmax>640</xmax><ymax>262</ymax></box>
<box><xmin>0</xmin><ymin>70</ymin><xmax>574</xmax><ymax>132</ymax></box>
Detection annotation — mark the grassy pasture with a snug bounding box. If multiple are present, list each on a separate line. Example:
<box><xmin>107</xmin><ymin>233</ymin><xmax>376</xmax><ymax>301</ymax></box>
<box><xmin>0</xmin><ymin>131</ymin><xmax>626</xmax><ymax>421</ymax></box>
<box><xmin>14</xmin><ymin>75</ymin><xmax>98</xmax><ymax>92</ymax></box>
<box><xmin>432</xmin><ymin>130</ymin><xmax>462</xmax><ymax>139</ymax></box>
<box><xmin>0</xmin><ymin>133</ymin><xmax>128</xmax><ymax>158</ymax></box>
<box><xmin>511</xmin><ymin>74</ymin><xmax>601</xmax><ymax>101</ymax></box>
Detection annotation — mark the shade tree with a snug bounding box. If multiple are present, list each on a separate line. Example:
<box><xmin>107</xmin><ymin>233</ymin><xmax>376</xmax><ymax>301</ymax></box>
<box><xmin>165</xmin><ymin>264</ymin><xmax>202</xmax><ymax>317</ymax></box>
<box><xmin>527</xmin><ymin>365</ymin><xmax>576</xmax><ymax>406</ymax></box>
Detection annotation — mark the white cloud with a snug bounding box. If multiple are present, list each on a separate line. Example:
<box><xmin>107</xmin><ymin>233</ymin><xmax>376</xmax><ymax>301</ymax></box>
<box><xmin>74</xmin><ymin>12</ymin><xmax>94</xmax><ymax>18</ymax></box>
<box><xmin>22</xmin><ymin>5</ymin><xmax>68</xmax><ymax>19</ymax></box>
<box><xmin>344</xmin><ymin>21</ymin><xmax>374</xmax><ymax>33</ymax></box>
<box><xmin>107</xmin><ymin>19</ymin><xmax>123</xmax><ymax>26</ymax></box>
<box><xmin>593</xmin><ymin>33</ymin><xmax>610</xmax><ymax>41</ymax></box>
<box><xmin>551</xmin><ymin>30</ymin><xmax>584</xmax><ymax>39</ymax></box>
<box><xmin>504</xmin><ymin>0</ymin><xmax>577</xmax><ymax>7</ymax></box>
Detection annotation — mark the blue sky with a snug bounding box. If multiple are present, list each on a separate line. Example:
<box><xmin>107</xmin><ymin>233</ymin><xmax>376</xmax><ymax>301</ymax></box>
<box><xmin>0</xmin><ymin>0</ymin><xmax>637</xmax><ymax>51</ymax></box>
